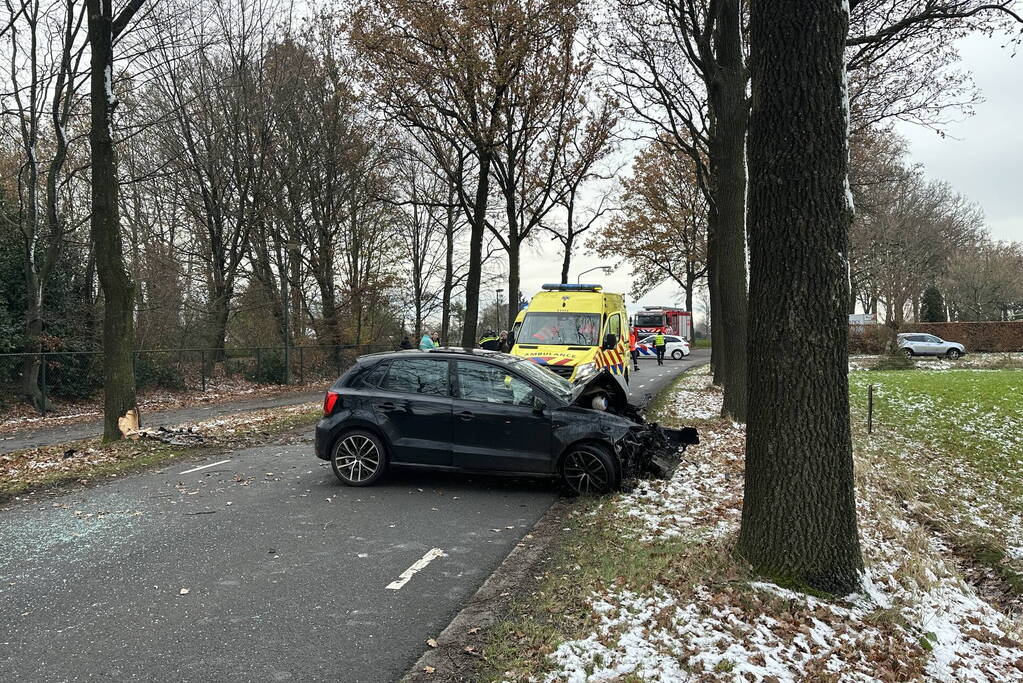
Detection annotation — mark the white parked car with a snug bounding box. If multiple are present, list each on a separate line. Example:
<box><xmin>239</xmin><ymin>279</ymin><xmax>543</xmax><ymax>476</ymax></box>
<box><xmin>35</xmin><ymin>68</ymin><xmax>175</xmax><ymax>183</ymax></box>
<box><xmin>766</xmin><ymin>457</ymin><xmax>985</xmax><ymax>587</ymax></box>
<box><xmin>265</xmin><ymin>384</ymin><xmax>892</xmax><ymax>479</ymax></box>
<box><xmin>637</xmin><ymin>335</ymin><xmax>691</xmax><ymax>360</ymax></box>
<box><xmin>896</xmin><ymin>333</ymin><xmax>965</xmax><ymax>359</ymax></box>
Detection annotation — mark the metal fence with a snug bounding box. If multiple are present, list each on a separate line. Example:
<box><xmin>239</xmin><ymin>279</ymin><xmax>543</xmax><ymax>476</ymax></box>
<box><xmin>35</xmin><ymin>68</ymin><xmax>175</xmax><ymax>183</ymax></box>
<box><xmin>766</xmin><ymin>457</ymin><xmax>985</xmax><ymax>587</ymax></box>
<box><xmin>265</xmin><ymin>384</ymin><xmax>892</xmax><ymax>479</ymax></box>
<box><xmin>0</xmin><ymin>343</ymin><xmax>391</xmax><ymax>417</ymax></box>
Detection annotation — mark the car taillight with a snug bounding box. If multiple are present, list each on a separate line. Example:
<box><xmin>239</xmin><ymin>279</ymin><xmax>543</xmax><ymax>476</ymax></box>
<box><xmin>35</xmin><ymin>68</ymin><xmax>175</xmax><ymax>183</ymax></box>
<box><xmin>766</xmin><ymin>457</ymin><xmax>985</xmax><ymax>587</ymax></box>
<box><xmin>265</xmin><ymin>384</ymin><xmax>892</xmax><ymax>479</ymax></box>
<box><xmin>323</xmin><ymin>391</ymin><xmax>341</xmax><ymax>416</ymax></box>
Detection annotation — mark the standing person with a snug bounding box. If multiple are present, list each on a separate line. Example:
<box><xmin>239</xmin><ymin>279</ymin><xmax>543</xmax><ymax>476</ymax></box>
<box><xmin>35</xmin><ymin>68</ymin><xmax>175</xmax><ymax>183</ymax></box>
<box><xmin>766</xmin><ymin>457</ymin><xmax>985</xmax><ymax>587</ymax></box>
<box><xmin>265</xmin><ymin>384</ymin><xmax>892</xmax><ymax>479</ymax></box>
<box><xmin>419</xmin><ymin>332</ymin><xmax>435</xmax><ymax>350</ymax></box>
<box><xmin>432</xmin><ymin>332</ymin><xmax>441</xmax><ymax>347</ymax></box>
<box><xmin>498</xmin><ymin>330</ymin><xmax>510</xmax><ymax>352</ymax></box>
<box><xmin>399</xmin><ymin>335</ymin><xmax>412</xmax><ymax>350</ymax></box>
<box><xmin>654</xmin><ymin>331</ymin><xmax>666</xmax><ymax>366</ymax></box>
<box><xmin>629</xmin><ymin>327</ymin><xmax>640</xmax><ymax>372</ymax></box>
<box><xmin>479</xmin><ymin>330</ymin><xmax>500</xmax><ymax>351</ymax></box>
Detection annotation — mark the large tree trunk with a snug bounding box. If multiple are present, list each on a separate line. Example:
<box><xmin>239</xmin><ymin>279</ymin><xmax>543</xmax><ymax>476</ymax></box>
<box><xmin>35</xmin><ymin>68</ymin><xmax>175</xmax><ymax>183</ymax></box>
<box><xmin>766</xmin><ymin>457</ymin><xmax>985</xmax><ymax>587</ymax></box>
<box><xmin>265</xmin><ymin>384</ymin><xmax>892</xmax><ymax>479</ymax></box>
<box><xmin>708</xmin><ymin>0</ymin><xmax>749</xmax><ymax>421</ymax></box>
<box><xmin>507</xmin><ymin>238</ymin><xmax>520</xmax><ymax>331</ymax></box>
<box><xmin>88</xmin><ymin>0</ymin><xmax>138</xmax><ymax>442</ymax></box>
<box><xmin>460</xmin><ymin>152</ymin><xmax>492</xmax><ymax>348</ymax></box>
<box><xmin>738</xmin><ymin>0</ymin><xmax>862</xmax><ymax>594</ymax></box>
<box><xmin>20</xmin><ymin>295</ymin><xmax>48</xmax><ymax>411</ymax></box>
<box><xmin>707</xmin><ymin>214</ymin><xmax>722</xmax><ymax>384</ymax></box>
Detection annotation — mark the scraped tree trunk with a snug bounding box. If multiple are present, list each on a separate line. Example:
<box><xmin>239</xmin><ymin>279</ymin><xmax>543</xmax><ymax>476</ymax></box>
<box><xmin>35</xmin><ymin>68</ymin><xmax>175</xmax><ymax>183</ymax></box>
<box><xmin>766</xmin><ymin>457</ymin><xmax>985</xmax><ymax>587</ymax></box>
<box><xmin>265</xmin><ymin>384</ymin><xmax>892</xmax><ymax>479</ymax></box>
<box><xmin>707</xmin><ymin>215</ymin><xmax>722</xmax><ymax>384</ymax></box>
<box><xmin>88</xmin><ymin>0</ymin><xmax>139</xmax><ymax>442</ymax></box>
<box><xmin>707</xmin><ymin>0</ymin><xmax>748</xmax><ymax>421</ymax></box>
<box><xmin>738</xmin><ymin>0</ymin><xmax>863</xmax><ymax>594</ymax></box>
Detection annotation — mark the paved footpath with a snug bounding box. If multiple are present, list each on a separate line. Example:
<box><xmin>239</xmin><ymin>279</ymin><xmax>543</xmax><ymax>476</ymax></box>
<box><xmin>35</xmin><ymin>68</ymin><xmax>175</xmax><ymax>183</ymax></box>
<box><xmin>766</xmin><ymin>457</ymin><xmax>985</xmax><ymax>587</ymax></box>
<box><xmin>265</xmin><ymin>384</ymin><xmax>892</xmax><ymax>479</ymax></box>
<box><xmin>0</xmin><ymin>390</ymin><xmax>324</xmax><ymax>456</ymax></box>
<box><xmin>0</xmin><ymin>351</ymin><xmax>707</xmax><ymax>682</ymax></box>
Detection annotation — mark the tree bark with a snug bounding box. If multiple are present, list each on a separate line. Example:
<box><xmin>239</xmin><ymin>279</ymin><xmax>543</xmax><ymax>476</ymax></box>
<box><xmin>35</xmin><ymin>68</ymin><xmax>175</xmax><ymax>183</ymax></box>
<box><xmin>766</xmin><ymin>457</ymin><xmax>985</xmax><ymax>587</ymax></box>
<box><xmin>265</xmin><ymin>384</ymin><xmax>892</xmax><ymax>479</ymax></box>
<box><xmin>88</xmin><ymin>0</ymin><xmax>139</xmax><ymax>442</ymax></box>
<box><xmin>738</xmin><ymin>0</ymin><xmax>863</xmax><ymax>594</ymax></box>
<box><xmin>460</xmin><ymin>152</ymin><xmax>492</xmax><ymax>348</ymax></box>
<box><xmin>707</xmin><ymin>0</ymin><xmax>749</xmax><ymax>421</ymax></box>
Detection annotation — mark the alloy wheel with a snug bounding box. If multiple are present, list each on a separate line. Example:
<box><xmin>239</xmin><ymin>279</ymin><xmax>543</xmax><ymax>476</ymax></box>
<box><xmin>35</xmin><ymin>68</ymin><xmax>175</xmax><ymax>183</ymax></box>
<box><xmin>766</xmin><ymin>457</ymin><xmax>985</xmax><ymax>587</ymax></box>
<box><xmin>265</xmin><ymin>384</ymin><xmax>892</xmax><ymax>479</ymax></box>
<box><xmin>334</xmin><ymin>434</ymin><xmax>381</xmax><ymax>483</ymax></box>
<box><xmin>562</xmin><ymin>450</ymin><xmax>611</xmax><ymax>494</ymax></box>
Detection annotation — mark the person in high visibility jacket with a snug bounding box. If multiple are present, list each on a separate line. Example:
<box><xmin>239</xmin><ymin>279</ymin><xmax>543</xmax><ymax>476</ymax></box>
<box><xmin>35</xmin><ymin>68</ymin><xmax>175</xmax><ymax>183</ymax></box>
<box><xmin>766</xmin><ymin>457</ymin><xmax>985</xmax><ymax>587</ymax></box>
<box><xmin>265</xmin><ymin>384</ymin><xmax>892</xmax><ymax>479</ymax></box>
<box><xmin>479</xmin><ymin>330</ymin><xmax>501</xmax><ymax>351</ymax></box>
<box><xmin>629</xmin><ymin>328</ymin><xmax>640</xmax><ymax>372</ymax></box>
<box><xmin>654</xmin><ymin>331</ymin><xmax>666</xmax><ymax>366</ymax></box>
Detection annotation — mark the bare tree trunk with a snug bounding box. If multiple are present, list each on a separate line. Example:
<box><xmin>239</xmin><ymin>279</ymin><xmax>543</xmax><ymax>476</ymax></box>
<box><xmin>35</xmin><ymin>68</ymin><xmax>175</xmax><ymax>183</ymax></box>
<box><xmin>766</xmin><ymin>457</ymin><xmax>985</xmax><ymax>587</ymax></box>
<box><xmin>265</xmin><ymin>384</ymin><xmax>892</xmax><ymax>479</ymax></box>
<box><xmin>708</xmin><ymin>0</ymin><xmax>749</xmax><ymax>422</ymax></box>
<box><xmin>707</xmin><ymin>211</ymin><xmax>723</xmax><ymax>385</ymax></box>
<box><xmin>507</xmin><ymin>238</ymin><xmax>520</xmax><ymax>331</ymax></box>
<box><xmin>88</xmin><ymin>0</ymin><xmax>140</xmax><ymax>442</ymax></box>
<box><xmin>738</xmin><ymin>0</ymin><xmax>862</xmax><ymax>594</ymax></box>
<box><xmin>441</xmin><ymin>183</ymin><xmax>455</xmax><ymax>345</ymax></box>
<box><xmin>460</xmin><ymin>152</ymin><xmax>492</xmax><ymax>348</ymax></box>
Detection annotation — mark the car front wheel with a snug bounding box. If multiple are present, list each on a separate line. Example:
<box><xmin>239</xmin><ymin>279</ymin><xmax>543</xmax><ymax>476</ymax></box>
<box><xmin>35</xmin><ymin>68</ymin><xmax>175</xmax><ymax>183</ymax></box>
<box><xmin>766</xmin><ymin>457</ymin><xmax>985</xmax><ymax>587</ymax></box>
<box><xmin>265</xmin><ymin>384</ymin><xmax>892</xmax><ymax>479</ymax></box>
<box><xmin>560</xmin><ymin>443</ymin><xmax>620</xmax><ymax>495</ymax></box>
<box><xmin>331</xmin><ymin>430</ymin><xmax>387</xmax><ymax>486</ymax></box>
<box><xmin>946</xmin><ymin>348</ymin><xmax>962</xmax><ymax>359</ymax></box>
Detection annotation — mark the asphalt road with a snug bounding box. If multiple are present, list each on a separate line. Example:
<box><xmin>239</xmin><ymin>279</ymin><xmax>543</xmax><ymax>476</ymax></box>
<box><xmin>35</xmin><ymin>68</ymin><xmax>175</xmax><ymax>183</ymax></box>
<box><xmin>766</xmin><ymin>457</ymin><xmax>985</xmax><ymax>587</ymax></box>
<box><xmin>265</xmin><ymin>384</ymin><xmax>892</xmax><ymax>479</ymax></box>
<box><xmin>0</xmin><ymin>350</ymin><xmax>707</xmax><ymax>682</ymax></box>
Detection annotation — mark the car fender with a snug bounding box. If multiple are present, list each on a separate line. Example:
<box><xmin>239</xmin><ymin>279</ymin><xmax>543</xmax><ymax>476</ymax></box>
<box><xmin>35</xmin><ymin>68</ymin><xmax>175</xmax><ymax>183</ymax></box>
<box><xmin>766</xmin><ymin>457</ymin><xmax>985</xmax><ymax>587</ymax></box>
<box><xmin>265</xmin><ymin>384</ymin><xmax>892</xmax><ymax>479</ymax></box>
<box><xmin>322</xmin><ymin>414</ymin><xmax>392</xmax><ymax>457</ymax></box>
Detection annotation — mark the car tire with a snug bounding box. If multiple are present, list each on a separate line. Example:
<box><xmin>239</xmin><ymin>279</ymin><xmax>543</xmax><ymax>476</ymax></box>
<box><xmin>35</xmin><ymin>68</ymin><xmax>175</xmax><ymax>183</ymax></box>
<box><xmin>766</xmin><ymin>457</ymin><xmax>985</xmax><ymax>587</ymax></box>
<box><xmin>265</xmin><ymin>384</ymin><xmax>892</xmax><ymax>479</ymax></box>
<box><xmin>902</xmin><ymin>348</ymin><xmax>914</xmax><ymax>358</ymax></box>
<box><xmin>946</xmin><ymin>348</ymin><xmax>962</xmax><ymax>359</ymax></box>
<box><xmin>671</xmin><ymin>349</ymin><xmax>683</xmax><ymax>360</ymax></box>
<box><xmin>331</xmin><ymin>429</ymin><xmax>387</xmax><ymax>487</ymax></box>
<box><xmin>559</xmin><ymin>443</ymin><xmax>620</xmax><ymax>496</ymax></box>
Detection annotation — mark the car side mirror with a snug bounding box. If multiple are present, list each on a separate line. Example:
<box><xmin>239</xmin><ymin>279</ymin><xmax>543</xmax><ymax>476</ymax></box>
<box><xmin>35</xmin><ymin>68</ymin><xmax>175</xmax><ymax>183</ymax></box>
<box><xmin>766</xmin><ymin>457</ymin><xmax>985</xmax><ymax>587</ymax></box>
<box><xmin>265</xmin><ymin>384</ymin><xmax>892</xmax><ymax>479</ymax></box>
<box><xmin>602</xmin><ymin>333</ymin><xmax>618</xmax><ymax>350</ymax></box>
<box><xmin>532</xmin><ymin>396</ymin><xmax>546</xmax><ymax>414</ymax></box>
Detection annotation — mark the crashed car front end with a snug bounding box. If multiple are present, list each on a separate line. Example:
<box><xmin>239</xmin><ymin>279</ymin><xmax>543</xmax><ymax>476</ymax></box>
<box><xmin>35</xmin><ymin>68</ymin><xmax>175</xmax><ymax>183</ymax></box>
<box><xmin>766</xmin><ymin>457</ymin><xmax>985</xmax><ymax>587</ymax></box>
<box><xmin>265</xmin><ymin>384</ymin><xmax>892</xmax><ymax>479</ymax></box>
<box><xmin>565</xmin><ymin>369</ymin><xmax>699</xmax><ymax>484</ymax></box>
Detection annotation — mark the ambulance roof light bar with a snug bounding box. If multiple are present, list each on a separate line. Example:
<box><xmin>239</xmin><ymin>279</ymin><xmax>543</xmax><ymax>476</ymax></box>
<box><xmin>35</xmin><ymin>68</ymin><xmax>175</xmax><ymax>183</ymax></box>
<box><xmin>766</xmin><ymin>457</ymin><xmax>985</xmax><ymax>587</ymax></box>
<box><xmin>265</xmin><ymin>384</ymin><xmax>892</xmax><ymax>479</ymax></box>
<box><xmin>541</xmin><ymin>283</ymin><xmax>603</xmax><ymax>292</ymax></box>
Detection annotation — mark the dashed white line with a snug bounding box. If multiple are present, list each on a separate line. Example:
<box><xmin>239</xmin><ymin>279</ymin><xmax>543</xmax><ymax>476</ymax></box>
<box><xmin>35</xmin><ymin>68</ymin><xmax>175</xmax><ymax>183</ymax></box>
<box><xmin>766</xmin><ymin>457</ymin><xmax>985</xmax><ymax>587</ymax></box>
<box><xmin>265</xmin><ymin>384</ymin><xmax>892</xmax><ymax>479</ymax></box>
<box><xmin>179</xmin><ymin>459</ymin><xmax>231</xmax><ymax>475</ymax></box>
<box><xmin>386</xmin><ymin>548</ymin><xmax>448</xmax><ymax>590</ymax></box>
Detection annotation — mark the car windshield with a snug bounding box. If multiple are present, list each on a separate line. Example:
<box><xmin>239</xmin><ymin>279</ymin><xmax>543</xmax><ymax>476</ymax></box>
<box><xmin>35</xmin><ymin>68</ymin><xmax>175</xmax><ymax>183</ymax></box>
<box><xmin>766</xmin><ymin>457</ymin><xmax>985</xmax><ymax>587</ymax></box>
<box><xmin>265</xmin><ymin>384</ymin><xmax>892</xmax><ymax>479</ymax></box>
<box><xmin>506</xmin><ymin>356</ymin><xmax>573</xmax><ymax>403</ymax></box>
<box><xmin>634</xmin><ymin>313</ymin><xmax>663</xmax><ymax>327</ymax></box>
<box><xmin>518</xmin><ymin>312</ymin><xmax>601</xmax><ymax>346</ymax></box>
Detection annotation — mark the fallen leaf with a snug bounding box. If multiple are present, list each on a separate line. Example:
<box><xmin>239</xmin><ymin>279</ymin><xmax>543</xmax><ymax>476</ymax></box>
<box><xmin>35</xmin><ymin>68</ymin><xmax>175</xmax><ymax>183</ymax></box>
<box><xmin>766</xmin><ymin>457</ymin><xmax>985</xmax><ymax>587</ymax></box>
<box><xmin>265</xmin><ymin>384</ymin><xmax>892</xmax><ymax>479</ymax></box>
<box><xmin>179</xmin><ymin>588</ymin><xmax>190</xmax><ymax>595</ymax></box>
<box><xmin>426</xmin><ymin>638</ymin><xmax>438</xmax><ymax>648</ymax></box>
<box><xmin>467</xmin><ymin>627</ymin><xmax>480</xmax><ymax>635</ymax></box>
<box><xmin>423</xmin><ymin>666</ymin><xmax>435</xmax><ymax>674</ymax></box>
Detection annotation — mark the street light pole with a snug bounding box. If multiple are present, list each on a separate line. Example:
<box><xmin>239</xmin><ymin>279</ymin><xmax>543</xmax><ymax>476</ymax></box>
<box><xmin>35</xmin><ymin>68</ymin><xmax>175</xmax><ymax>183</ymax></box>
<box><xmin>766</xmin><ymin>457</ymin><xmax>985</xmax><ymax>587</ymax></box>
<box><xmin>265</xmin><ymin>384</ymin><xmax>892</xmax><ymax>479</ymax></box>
<box><xmin>576</xmin><ymin>265</ymin><xmax>613</xmax><ymax>284</ymax></box>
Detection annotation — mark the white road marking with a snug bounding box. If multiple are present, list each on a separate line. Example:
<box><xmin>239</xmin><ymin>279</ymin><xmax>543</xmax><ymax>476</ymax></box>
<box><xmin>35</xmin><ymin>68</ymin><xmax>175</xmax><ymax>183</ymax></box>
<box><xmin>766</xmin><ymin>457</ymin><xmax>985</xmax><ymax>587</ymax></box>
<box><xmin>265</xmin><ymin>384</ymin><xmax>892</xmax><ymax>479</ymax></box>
<box><xmin>386</xmin><ymin>548</ymin><xmax>448</xmax><ymax>590</ymax></box>
<box><xmin>179</xmin><ymin>459</ymin><xmax>231</xmax><ymax>475</ymax></box>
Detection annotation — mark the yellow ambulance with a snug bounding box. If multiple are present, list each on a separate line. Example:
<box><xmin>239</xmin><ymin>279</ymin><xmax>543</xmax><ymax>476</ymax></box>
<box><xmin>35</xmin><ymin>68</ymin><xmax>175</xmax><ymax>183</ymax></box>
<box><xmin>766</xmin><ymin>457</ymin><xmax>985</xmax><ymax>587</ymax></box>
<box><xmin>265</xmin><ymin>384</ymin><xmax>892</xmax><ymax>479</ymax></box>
<box><xmin>509</xmin><ymin>283</ymin><xmax>631</xmax><ymax>389</ymax></box>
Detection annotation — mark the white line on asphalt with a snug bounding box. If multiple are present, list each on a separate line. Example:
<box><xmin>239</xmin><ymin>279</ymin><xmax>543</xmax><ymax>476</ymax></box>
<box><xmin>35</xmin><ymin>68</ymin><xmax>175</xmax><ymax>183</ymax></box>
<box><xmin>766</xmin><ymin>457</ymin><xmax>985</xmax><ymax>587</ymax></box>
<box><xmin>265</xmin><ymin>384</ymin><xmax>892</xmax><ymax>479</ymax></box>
<box><xmin>179</xmin><ymin>459</ymin><xmax>231</xmax><ymax>475</ymax></box>
<box><xmin>386</xmin><ymin>548</ymin><xmax>448</xmax><ymax>590</ymax></box>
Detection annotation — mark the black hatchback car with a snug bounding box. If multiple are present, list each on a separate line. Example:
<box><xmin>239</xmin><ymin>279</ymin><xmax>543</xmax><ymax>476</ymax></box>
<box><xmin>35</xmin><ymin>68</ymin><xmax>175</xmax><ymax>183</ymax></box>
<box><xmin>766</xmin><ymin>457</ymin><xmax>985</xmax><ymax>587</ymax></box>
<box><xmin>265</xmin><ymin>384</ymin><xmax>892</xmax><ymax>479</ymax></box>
<box><xmin>315</xmin><ymin>348</ymin><xmax>694</xmax><ymax>494</ymax></box>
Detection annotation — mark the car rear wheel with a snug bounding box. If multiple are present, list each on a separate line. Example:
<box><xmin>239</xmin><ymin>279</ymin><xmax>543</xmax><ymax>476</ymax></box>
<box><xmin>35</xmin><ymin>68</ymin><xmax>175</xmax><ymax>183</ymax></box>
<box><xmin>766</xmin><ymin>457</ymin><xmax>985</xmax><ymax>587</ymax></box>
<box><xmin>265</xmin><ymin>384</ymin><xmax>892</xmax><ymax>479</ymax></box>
<box><xmin>902</xmin><ymin>348</ymin><xmax>914</xmax><ymax>358</ymax></box>
<box><xmin>331</xmin><ymin>430</ymin><xmax>387</xmax><ymax>486</ymax></box>
<box><xmin>946</xmin><ymin>348</ymin><xmax>962</xmax><ymax>359</ymax></box>
<box><xmin>671</xmin><ymin>349</ymin><xmax>684</xmax><ymax>360</ymax></box>
<box><xmin>560</xmin><ymin>443</ymin><xmax>619</xmax><ymax>496</ymax></box>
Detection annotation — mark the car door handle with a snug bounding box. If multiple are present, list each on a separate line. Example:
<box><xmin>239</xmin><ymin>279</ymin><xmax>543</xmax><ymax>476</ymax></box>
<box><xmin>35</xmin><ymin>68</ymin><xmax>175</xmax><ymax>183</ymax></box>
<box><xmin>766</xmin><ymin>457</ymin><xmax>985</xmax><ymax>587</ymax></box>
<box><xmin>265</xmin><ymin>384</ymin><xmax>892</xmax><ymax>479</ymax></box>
<box><xmin>377</xmin><ymin>402</ymin><xmax>398</xmax><ymax>412</ymax></box>
<box><xmin>458</xmin><ymin>410</ymin><xmax>474</xmax><ymax>421</ymax></box>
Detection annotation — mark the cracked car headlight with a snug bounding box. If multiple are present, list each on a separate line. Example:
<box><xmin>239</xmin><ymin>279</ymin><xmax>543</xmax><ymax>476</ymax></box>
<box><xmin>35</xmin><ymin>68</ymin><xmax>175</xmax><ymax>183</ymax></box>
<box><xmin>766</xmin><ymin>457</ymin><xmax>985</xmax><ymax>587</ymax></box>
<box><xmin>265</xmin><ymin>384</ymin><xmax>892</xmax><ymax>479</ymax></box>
<box><xmin>573</xmin><ymin>361</ymin><xmax>597</xmax><ymax>382</ymax></box>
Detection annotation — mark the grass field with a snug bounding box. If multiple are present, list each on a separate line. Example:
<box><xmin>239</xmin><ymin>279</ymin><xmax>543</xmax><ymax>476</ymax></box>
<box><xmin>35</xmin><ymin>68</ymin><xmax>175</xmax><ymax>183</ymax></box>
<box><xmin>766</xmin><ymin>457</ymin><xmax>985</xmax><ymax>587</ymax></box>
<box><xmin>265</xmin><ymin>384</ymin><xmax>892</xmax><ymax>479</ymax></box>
<box><xmin>481</xmin><ymin>364</ymin><xmax>1023</xmax><ymax>681</ymax></box>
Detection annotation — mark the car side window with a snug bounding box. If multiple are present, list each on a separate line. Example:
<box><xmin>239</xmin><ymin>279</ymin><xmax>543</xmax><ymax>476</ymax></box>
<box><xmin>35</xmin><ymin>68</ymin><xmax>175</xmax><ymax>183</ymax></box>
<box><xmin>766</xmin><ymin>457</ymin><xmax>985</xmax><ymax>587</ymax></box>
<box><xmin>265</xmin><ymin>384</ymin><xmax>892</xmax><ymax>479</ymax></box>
<box><xmin>456</xmin><ymin>362</ymin><xmax>535</xmax><ymax>406</ymax></box>
<box><xmin>355</xmin><ymin>362</ymin><xmax>389</xmax><ymax>388</ymax></box>
<box><xmin>380</xmin><ymin>359</ymin><xmax>449</xmax><ymax>396</ymax></box>
<box><xmin>666</xmin><ymin>336</ymin><xmax>681</xmax><ymax>343</ymax></box>
<box><xmin>926</xmin><ymin>335</ymin><xmax>942</xmax><ymax>343</ymax></box>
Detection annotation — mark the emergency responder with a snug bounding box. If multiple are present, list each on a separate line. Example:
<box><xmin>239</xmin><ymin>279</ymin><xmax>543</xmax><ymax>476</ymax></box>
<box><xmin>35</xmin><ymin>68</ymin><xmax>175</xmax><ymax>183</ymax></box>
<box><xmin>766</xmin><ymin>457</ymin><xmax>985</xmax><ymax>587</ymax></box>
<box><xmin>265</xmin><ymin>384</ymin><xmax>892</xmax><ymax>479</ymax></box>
<box><xmin>629</xmin><ymin>327</ymin><xmax>640</xmax><ymax>372</ymax></box>
<box><xmin>654</xmin><ymin>331</ymin><xmax>666</xmax><ymax>365</ymax></box>
<box><xmin>479</xmin><ymin>330</ymin><xmax>501</xmax><ymax>351</ymax></box>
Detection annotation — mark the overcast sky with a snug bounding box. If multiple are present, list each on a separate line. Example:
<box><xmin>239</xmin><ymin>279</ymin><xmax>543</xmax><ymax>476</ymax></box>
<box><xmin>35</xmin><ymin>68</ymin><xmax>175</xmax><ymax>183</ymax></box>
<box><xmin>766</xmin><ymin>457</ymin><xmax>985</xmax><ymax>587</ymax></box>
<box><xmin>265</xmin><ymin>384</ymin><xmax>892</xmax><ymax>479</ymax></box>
<box><xmin>514</xmin><ymin>31</ymin><xmax>1022</xmax><ymax>317</ymax></box>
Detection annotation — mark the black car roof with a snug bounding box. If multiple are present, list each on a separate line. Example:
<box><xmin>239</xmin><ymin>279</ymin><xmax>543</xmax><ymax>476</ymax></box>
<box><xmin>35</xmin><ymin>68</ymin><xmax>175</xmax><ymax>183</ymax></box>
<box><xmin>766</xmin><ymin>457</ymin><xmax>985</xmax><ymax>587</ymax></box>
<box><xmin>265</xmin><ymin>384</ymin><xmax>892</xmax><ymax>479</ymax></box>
<box><xmin>357</xmin><ymin>347</ymin><xmax>510</xmax><ymax>363</ymax></box>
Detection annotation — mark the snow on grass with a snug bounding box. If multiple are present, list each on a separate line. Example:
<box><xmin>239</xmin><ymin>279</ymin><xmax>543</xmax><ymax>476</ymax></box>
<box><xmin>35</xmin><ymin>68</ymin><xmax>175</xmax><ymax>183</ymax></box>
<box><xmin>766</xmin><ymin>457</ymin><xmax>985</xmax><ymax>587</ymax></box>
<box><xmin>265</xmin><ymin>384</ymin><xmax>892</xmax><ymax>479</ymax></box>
<box><xmin>656</xmin><ymin>370</ymin><xmax>722</xmax><ymax>421</ymax></box>
<box><xmin>540</xmin><ymin>367</ymin><xmax>1023</xmax><ymax>682</ymax></box>
<box><xmin>850</xmin><ymin>353</ymin><xmax>1023</xmax><ymax>372</ymax></box>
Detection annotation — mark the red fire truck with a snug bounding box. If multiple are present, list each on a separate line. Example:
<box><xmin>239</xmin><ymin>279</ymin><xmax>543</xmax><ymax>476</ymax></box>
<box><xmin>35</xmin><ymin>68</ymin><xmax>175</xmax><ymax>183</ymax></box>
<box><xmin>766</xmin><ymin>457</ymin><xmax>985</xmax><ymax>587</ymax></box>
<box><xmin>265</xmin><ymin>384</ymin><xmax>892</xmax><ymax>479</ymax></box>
<box><xmin>631</xmin><ymin>306</ymin><xmax>693</xmax><ymax>341</ymax></box>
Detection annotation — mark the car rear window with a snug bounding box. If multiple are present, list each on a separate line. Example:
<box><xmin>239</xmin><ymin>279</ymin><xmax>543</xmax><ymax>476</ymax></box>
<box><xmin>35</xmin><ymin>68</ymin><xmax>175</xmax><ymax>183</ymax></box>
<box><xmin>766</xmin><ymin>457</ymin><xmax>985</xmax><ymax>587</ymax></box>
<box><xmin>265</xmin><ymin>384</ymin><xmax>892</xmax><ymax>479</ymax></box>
<box><xmin>380</xmin><ymin>359</ymin><xmax>449</xmax><ymax>396</ymax></box>
<box><xmin>353</xmin><ymin>361</ymin><xmax>388</xmax><ymax>388</ymax></box>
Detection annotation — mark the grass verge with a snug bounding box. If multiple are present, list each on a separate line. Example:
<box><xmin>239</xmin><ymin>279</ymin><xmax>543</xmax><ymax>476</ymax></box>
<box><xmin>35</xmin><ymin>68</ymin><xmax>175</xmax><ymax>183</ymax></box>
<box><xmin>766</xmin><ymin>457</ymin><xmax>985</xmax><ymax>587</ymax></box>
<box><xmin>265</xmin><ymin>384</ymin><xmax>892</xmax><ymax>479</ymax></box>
<box><xmin>481</xmin><ymin>365</ymin><xmax>1023</xmax><ymax>681</ymax></box>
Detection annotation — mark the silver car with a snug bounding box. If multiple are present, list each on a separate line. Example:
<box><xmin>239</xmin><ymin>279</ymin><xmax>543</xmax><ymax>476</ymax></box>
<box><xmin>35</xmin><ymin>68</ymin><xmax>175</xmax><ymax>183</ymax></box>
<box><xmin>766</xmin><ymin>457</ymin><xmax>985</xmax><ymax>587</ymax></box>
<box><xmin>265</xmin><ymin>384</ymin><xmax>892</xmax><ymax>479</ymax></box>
<box><xmin>896</xmin><ymin>333</ymin><xmax>965</xmax><ymax>359</ymax></box>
